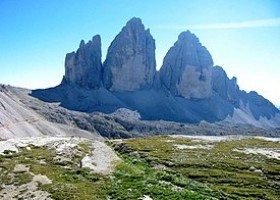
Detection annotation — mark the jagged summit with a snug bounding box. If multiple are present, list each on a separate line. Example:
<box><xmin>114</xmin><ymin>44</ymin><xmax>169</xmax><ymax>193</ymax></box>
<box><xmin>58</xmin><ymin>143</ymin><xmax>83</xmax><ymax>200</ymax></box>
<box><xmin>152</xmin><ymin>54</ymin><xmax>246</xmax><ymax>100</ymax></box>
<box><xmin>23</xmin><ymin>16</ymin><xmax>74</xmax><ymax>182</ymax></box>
<box><xmin>63</xmin><ymin>34</ymin><xmax>102</xmax><ymax>88</ymax></box>
<box><xmin>160</xmin><ymin>30</ymin><xmax>213</xmax><ymax>99</ymax></box>
<box><xmin>125</xmin><ymin>17</ymin><xmax>144</xmax><ymax>29</ymax></box>
<box><xmin>177</xmin><ymin>31</ymin><xmax>213</xmax><ymax>69</ymax></box>
<box><xmin>178</xmin><ymin>30</ymin><xmax>199</xmax><ymax>44</ymax></box>
<box><xmin>103</xmin><ymin>17</ymin><xmax>156</xmax><ymax>91</ymax></box>
<box><xmin>31</xmin><ymin>17</ymin><xmax>280</xmax><ymax>128</ymax></box>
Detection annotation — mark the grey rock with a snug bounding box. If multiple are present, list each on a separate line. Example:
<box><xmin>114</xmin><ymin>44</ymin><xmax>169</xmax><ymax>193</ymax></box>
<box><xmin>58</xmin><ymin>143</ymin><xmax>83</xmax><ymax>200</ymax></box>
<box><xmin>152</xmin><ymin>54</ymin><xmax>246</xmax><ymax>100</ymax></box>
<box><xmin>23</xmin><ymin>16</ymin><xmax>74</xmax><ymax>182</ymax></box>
<box><xmin>212</xmin><ymin>66</ymin><xmax>279</xmax><ymax>120</ymax></box>
<box><xmin>241</xmin><ymin>91</ymin><xmax>279</xmax><ymax>120</ymax></box>
<box><xmin>28</xmin><ymin>83</ymin><xmax>280</xmax><ymax>133</ymax></box>
<box><xmin>0</xmin><ymin>84</ymin><xmax>8</xmax><ymax>93</ymax></box>
<box><xmin>249</xmin><ymin>166</ymin><xmax>262</xmax><ymax>173</ymax></box>
<box><xmin>63</xmin><ymin>35</ymin><xmax>102</xmax><ymax>88</ymax></box>
<box><xmin>160</xmin><ymin>31</ymin><xmax>213</xmax><ymax>99</ymax></box>
<box><xmin>13</xmin><ymin>164</ymin><xmax>29</xmax><ymax>173</ymax></box>
<box><xmin>0</xmin><ymin>85</ymin><xmax>103</xmax><ymax>140</ymax></box>
<box><xmin>212</xmin><ymin>66</ymin><xmax>240</xmax><ymax>106</ymax></box>
<box><xmin>31</xmin><ymin>17</ymin><xmax>280</xmax><ymax>129</ymax></box>
<box><xmin>103</xmin><ymin>17</ymin><xmax>156</xmax><ymax>91</ymax></box>
<box><xmin>249</xmin><ymin>166</ymin><xmax>256</xmax><ymax>171</ymax></box>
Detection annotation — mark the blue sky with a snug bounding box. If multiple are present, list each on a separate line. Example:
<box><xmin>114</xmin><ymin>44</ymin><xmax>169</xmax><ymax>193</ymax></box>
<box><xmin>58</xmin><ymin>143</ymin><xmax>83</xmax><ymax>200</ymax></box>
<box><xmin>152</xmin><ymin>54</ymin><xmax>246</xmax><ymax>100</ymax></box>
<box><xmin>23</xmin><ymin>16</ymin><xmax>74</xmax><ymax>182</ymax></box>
<box><xmin>0</xmin><ymin>0</ymin><xmax>280</xmax><ymax>106</ymax></box>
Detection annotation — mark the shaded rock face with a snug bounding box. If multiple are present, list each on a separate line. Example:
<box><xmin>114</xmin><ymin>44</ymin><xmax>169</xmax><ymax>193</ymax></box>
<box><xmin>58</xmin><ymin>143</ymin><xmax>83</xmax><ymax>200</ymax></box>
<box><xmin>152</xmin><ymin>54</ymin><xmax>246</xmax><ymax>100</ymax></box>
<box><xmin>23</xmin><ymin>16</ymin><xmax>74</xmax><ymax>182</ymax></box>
<box><xmin>241</xmin><ymin>91</ymin><xmax>279</xmax><ymax>120</ymax></box>
<box><xmin>212</xmin><ymin>66</ymin><xmax>240</xmax><ymax>106</ymax></box>
<box><xmin>212</xmin><ymin>66</ymin><xmax>279</xmax><ymax>120</ymax></box>
<box><xmin>63</xmin><ymin>35</ymin><xmax>102</xmax><ymax>88</ymax></box>
<box><xmin>103</xmin><ymin>18</ymin><xmax>156</xmax><ymax>91</ymax></box>
<box><xmin>160</xmin><ymin>31</ymin><xmax>213</xmax><ymax>99</ymax></box>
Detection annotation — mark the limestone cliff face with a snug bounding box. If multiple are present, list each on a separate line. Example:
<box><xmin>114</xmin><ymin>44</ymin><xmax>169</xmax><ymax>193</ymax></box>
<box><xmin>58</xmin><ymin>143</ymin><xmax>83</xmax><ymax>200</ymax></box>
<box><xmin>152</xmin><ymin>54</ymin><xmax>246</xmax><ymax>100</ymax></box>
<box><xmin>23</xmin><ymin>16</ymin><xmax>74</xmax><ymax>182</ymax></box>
<box><xmin>212</xmin><ymin>66</ymin><xmax>240</xmax><ymax>106</ymax></box>
<box><xmin>63</xmin><ymin>35</ymin><xmax>102</xmax><ymax>88</ymax></box>
<box><xmin>103</xmin><ymin>18</ymin><xmax>156</xmax><ymax>91</ymax></box>
<box><xmin>160</xmin><ymin>31</ymin><xmax>213</xmax><ymax>99</ymax></box>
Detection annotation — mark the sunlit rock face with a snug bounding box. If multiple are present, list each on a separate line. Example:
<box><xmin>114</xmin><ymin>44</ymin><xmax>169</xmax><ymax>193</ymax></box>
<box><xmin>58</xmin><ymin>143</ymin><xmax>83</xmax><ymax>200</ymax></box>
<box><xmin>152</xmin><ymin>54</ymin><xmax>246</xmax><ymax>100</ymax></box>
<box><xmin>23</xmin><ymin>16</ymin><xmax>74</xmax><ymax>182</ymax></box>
<box><xmin>63</xmin><ymin>35</ymin><xmax>102</xmax><ymax>88</ymax></box>
<box><xmin>103</xmin><ymin>17</ymin><xmax>156</xmax><ymax>91</ymax></box>
<box><xmin>160</xmin><ymin>31</ymin><xmax>213</xmax><ymax>99</ymax></box>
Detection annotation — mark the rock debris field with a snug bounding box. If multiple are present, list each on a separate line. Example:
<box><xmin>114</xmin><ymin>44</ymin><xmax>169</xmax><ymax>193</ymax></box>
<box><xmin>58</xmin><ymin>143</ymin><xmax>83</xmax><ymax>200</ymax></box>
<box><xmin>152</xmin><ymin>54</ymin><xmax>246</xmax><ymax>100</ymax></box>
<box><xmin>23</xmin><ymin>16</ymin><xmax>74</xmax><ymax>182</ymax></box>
<box><xmin>0</xmin><ymin>137</ymin><xmax>120</xmax><ymax>200</ymax></box>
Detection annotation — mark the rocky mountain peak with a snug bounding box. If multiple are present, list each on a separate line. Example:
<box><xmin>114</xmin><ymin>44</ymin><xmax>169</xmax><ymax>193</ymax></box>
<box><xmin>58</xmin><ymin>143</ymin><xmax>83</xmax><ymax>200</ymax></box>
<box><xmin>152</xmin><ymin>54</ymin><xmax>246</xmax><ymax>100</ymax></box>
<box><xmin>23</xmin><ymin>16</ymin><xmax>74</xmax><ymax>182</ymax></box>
<box><xmin>103</xmin><ymin>18</ymin><xmax>156</xmax><ymax>91</ymax></box>
<box><xmin>53</xmin><ymin>18</ymin><xmax>280</xmax><ymax>128</ymax></box>
<box><xmin>160</xmin><ymin>30</ymin><xmax>213</xmax><ymax>99</ymax></box>
<box><xmin>178</xmin><ymin>30</ymin><xmax>199</xmax><ymax>43</ymax></box>
<box><xmin>79</xmin><ymin>40</ymin><xmax>86</xmax><ymax>47</ymax></box>
<box><xmin>63</xmin><ymin>34</ymin><xmax>102</xmax><ymax>88</ymax></box>
<box><xmin>125</xmin><ymin>17</ymin><xmax>144</xmax><ymax>29</ymax></box>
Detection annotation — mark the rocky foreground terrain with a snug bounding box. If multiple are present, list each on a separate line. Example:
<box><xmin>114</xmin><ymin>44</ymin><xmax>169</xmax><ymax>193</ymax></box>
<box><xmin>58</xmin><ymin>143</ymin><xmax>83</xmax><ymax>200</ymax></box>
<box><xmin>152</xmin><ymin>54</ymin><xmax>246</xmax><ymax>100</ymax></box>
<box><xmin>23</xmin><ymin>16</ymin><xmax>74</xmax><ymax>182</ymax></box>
<box><xmin>0</xmin><ymin>134</ymin><xmax>279</xmax><ymax>199</ymax></box>
<box><xmin>0</xmin><ymin>136</ymin><xmax>120</xmax><ymax>199</ymax></box>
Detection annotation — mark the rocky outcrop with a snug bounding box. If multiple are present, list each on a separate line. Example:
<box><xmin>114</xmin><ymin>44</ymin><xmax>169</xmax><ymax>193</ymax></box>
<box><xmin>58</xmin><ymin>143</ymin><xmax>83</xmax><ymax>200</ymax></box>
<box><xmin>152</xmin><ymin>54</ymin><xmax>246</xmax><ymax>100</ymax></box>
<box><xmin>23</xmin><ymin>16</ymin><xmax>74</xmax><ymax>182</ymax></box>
<box><xmin>41</xmin><ymin>17</ymin><xmax>280</xmax><ymax>129</ymax></box>
<box><xmin>212</xmin><ymin>66</ymin><xmax>240</xmax><ymax>106</ymax></box>
<box><xmin>241</xmin><ymin>91</ymin><xmax>279</xmax><ymax>120</ymax></box>
<box><xmin>212</xmin><ymin>66</ymin><xmax>279</xmax><ymax>122</ymax></box>
<box><xmin>103</xmin><ymin>17</ymin><xmax>156</xmax><ymax>91</ymax></box>
<box><xmin>63</xmin><ymin>35</ymin><xmax>102</xmax><ymax>88</ymax></box>
<box><xmin>160</xmin><ymin>31</ymin><xmax>213</xmax><ymax>99</ymax></box>
<box><xmin>0</xmin><ymin>84</ymin><xmax>8</xmax><ymax>93</ymax></box>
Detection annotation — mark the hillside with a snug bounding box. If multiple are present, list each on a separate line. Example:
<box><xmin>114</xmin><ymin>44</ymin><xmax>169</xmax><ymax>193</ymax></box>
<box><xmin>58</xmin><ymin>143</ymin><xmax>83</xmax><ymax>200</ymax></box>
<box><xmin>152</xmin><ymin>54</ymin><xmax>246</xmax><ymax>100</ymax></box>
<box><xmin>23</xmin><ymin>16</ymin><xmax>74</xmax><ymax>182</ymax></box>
<box><xmin>2</xmin><ymin>85</ymin><xmax>279</xmax><ymax>139</ymax></box>
<box><xmin>0</xmin><ymin>84</ymin><xmax>101</xmax><ymax>140</ymax></box>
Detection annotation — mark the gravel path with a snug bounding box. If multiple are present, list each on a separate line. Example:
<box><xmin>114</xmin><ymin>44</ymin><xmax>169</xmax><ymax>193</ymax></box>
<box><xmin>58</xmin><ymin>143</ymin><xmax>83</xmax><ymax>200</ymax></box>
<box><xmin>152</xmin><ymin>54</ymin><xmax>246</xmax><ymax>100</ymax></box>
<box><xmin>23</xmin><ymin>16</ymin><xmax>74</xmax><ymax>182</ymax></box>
<box><xmin>82</xmin><ymin>141</ymin><xmax>121</xmax><ymax>175</ymax></box>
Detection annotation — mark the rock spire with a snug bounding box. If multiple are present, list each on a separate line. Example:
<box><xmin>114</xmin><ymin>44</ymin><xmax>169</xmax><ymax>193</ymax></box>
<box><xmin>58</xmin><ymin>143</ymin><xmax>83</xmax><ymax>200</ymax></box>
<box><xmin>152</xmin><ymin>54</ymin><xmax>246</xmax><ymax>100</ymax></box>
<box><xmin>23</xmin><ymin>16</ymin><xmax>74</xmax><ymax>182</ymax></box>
<box><xmin>103</xmin><ymin>17</ymin><xmax>156</xmax><ymax>91</ymax></box>
<box><xmin>63</xmin><ymin>35</ymin><xmax>102</xmax><ymax>88</ymax></box>
<box><xmin>160</xmin><ymin>31</ymin><xmax>213</xmax><ymax>99</ymax></box>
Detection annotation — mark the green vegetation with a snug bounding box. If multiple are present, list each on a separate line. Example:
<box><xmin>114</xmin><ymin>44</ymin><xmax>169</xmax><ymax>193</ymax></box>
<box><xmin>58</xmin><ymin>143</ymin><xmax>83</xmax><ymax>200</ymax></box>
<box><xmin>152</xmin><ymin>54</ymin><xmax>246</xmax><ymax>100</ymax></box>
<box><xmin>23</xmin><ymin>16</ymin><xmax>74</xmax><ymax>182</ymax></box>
<box><xmin>0</xmin><ymin>145</ymin><xmax>107</xmax><ymax>200</ymax></box>
<box><xmin>104</xmin><ymin>153</ymin><xmax>224</xmax><ymax>199</ymax></box>
<box><xmin>1</xmin><ymin>136</ymin><xmax>279</xmax><ymax>199</ymax></box>
<box><xmin>119</xmin><ymin>136</ymin><xmax>280</xmax><ymax>199</ymax></box>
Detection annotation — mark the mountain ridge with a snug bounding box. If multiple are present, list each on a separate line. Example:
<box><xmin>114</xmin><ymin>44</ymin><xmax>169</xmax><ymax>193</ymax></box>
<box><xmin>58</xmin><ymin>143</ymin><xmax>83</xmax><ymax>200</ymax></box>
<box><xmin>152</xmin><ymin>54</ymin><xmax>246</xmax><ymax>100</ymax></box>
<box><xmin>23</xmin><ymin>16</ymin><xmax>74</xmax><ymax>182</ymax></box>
<box><xmin>31</xmin><ymin>17</ymin><xmax>280</xmax><ymax>129</ymax></box>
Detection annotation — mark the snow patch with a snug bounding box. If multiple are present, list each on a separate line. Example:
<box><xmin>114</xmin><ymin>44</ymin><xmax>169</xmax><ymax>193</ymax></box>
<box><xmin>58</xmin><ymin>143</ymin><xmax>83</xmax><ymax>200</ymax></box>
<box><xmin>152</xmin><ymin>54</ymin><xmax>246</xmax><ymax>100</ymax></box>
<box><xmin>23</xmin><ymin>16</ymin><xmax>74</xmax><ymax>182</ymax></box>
<box><xmin>234</xmin><ymin>148</ymin><xmax>280</xmax><ymax>160</ymax></box>
<box><xmin>170</xmin><ymin>135</ymin><xmax>245</xmax><ymax>142</ymax></box>
<box><xmin>170</xmin><ymin>135</ymin><xmax>280</xmax><ymax>144</ymax></box>
<box><xmin>174</xmin><ymin>144</ymin><xmax>214</xmax><ymax>150</ymax></box>
<box><xmin>254</xmin><ymin>137</ymin><xmax>280</xmax><ymax>142</ymax></box>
